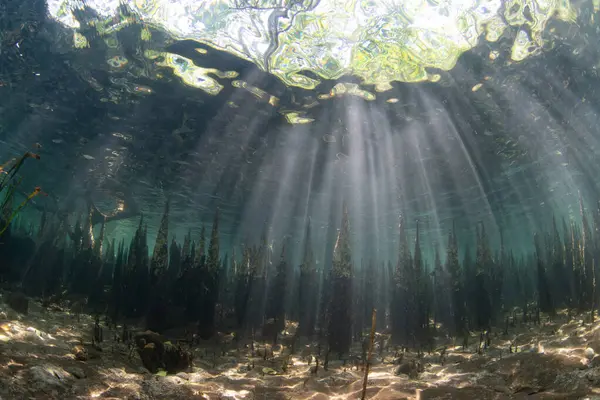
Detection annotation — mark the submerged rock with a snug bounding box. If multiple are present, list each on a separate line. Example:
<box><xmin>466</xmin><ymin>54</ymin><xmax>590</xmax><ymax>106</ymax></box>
<box><xmin>135</xmin><ymin>330</ymin><xmax>192</xmax><ymax>374</ymax></box>
<box><xmin>65</xmin><ymin>366</ymin><xmax>86</xmax><ymax>379</ymax></box>
<box><xmin>394</xmin><ymin>362</ymin><xmax>412</xmax><ymax>376</ymax></box>
<box><xmin>175</xmin><ymin>372</ymin><xmax>190</xmax><ymax>380</ymax></box>
<box><xmin>28</xmin><ymin>365</ymin><xmax>73</xmax><ymax>391</ymax></box>
<box><xmin>394</xmin><ymin>360</ymin><xmax>422</xmax><ymax>379</ymax></box>
<box><xmin>585</xmin><ymin>347</ymin><xmax>595</xmax><ymax>360</ymax></box>
<box><xmin>71</xmin><ymin>344</ymin><xmax>102</xmax><ymax>361</ymax></box>
<box><xmin>6</xmin><ymin>292</ymin><xmax>28</xmax><ymax>315</ymax></box>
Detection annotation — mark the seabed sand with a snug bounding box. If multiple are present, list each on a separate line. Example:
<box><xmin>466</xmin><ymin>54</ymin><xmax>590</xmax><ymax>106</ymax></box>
<box><xmin>0</xmin><ymin>296</ymin><xmax>600</xmax><ymax>399</ymax></box>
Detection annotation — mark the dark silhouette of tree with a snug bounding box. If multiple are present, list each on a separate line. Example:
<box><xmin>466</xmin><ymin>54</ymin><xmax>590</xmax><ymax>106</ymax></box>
<box><xmin>327</xmin><ymin>202</ymin><xmax>353</xmax><ymax>356</ymax></box>
<box><xmin>579</xmin><ymin>195</ymin><xmax>595</xmax><ymax>315</ymax></box>
<box><xmin>150</xmin><ymin>201</ymin><xmax>169</xmax><ymax>281</ymax></box>
<box><xmin>124</xmin><ymin>216</ymin><xmax>149</xmax><ymax>318</ymax></box>
<box><xmin>412</xmin><ymin>221</ymin><xmax>432</xmax><ymax>350</ymax></box>
<box><xmin>234</xmin><ymin>245</ymin><xmax>251</xmax><ymax>329</ymax></box>
<box><xmin>474</xmin><ymin>223</ymin><xmax>492</xmax><ymax>331</ymax></box>
<box><xmin>197</xmin><ymin>208</ymin><xmax>221</xmax><ymax>339</ymax></box>
<box><xmin>446</xmin><ymin>221</ymin><xmax>465</xmax><ymax>339</ymax></box>
<box><xmin>534</xmin><ymin>233</ymin><xmax>555</xmax><ymax>316</ymax></box>
<box><xmin>433</xmin><ymin>244</ymin><xmax>451</xmax><ymax>334</ymax></box>
<box><xmin>362</xmin><ymin>259</ymin><xmax>377</xmax><ymax>338</ymax></box>
<box><xmin>298</xmin><ymin>219</ymin><xmax>317</xmax><ymax>338</ymax></box>
<box><xmin>243</xmin><ymin>231</ymin><xmax>266</xmax><ymax>333</ymax></box>
<box><xmin>550</xmin><ymin>216</ymin><xmax>568</xmax><ymax>307</ymax></box>
<box><xmin>196</xmin><ymin>224</ymin><xmax>206</xmax><ymax>266</ymax></box>
<box><xmin>489</xmin><ymin>230</ymin><xmax>504</xmax><ymax>325</ymax></box>
<box><xmin>110</xmin><ymin>239</ymin><xmax>125</xmax><ymax>325</ymax></box>
<box><xmin>147</xmin><ymin>201</ymin><xmax>170</xmax><ymax>332</ymax></box>
<box><xmin>391</xmin><ymin>215</ymin><xmax>412</xmax><ymax>346</ymax></box>
<box><xmin>265</xmin><ymin>241</ymin><xmax>288</xmax><ymax>342</ymax></box>
<box><xmin>168</xmin><ymin>237</ymin><xmax>181</xmax><ymax>284</ymax></box>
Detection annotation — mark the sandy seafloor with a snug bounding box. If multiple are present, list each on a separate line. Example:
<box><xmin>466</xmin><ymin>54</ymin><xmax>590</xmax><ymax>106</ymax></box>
<box><xmin>0</xmin><ymin>293</ymin><xmax>599</xmax><ymax>400</ymax></box>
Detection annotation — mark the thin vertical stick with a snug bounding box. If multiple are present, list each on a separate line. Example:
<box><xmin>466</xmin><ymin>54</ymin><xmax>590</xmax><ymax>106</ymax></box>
<box><xmin>361</xmin><ymin>308</ymin><xmax>377</xmax><ymax>400</ymax></box>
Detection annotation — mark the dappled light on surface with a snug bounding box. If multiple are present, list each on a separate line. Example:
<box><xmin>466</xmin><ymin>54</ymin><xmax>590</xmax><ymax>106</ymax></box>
<box><xmin>46</xmin><ymin>0</ymin><xmax>576</xmax><ymax>89</ymax></box>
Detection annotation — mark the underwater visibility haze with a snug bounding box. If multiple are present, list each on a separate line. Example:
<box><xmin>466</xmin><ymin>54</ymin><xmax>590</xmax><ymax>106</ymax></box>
<box><xmin>2</xmin><ymin>0</ymin><xmax>600</xmax><ymax>399</ymax></box>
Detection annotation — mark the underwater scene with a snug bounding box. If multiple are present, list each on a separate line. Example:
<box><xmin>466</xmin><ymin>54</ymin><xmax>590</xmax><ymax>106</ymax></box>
<box><xmin>2</xmin><ymin>0</ymin><xmax>600</xmax><ymax>399</ymax></box>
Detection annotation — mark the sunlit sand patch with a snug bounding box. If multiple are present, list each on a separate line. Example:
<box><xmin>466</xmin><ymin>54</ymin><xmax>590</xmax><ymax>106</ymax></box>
<box><xmin>89</xmin><ymin>388</ymin><xmax>105</xmax><ymax>398</ymax></box>
<box><xmin>220</xmin><ymin>389</ymin><xmax>251</xmax><ymax>399</ymax></box>
<box><xmin>588</xmin><ymin>321</ymin><xmax>600</xmax><ymax>335</ymax></box>
<box><xmin>0</xmin><ymin>325</ymin><xmax>12</xmax><ymax>342</ymax></box>
<box><xmin>428</xmin><ymin>370</ymin><xmax>473</xmax><ymax>385</ymax></box>
<box><xmin>292</xmin><ymin>357</ymin><xmax>309</xmax><ymax>367</ymax></box>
